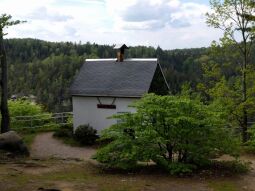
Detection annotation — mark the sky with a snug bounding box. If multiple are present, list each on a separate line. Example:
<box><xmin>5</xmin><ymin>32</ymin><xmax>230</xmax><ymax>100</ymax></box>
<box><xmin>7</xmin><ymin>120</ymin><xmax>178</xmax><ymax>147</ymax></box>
<box><xmin>0</xmin><ymin>0</ymin><xmax>223</xmax><ymax>50</ymax></box>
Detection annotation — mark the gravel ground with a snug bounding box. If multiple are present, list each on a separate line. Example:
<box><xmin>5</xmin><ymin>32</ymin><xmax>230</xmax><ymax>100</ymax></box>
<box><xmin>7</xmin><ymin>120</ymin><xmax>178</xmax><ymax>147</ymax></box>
<box><xmin>30</xmin><ymin>132</ymin><xmax>96</xmax><ymax>160</ymax></box>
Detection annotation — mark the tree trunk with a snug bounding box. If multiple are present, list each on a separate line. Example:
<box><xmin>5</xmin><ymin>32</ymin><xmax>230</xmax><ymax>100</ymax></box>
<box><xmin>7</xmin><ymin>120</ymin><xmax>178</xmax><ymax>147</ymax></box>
<box><xmin>166</xmin><ymin>143</ymin><xmax>173</xmax><ymax>162</ymax></box>
<box><xmin>242</xmin><ymin>108</ymin><xmax>248</xmax><ymax>142</ymax></box>
<box><xmin>241</xmin><ymin>27</ymin><xmax>248</xmax><ymax>143</ymax></box>
<box><xmin>241</xmin><ymin>19</ymin><xmax>249</xmax><ymax>143</ymax></box>
<box><xmin>241</xmin><ymin>68</ymin><xmax>248</xmax><ymax>142</ymax></box>
<box><xmin>0</xmin><ymin>33</ymin><xmax>10</xmax><ymax>133</ymax></box>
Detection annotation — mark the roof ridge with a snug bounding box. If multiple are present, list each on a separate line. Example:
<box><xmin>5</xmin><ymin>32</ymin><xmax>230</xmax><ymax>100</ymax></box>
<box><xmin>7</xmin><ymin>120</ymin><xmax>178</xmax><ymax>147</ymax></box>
<box><xmin>85</xmin><ymin>58</ymin><xmax>158</xmax><ymax>62</ymax></box>
<box><xmin>86</xmin><ymin>58</ymin><xmax>116</xmax><ymax>61</ymax></box>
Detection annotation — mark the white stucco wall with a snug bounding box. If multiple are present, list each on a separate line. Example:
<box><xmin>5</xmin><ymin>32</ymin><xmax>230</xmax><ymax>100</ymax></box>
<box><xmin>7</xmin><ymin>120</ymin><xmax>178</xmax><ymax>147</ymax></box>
<box><xmin>72</xmin><ymin>96</ymin><xmax>138</xmax><ymax>133</ymax></box>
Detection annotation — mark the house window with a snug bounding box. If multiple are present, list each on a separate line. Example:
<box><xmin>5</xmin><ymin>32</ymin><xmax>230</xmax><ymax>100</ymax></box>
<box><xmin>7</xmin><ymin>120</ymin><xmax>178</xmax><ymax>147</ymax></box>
<box><xmin>97</xmin><ymin>104</ymin><xmax>116</xmax><ymax>109</ymax></box>
<box><xmin>96</xmin><ymin>97</ymin><xmax>116</xmax><ymax>109</ymax></box>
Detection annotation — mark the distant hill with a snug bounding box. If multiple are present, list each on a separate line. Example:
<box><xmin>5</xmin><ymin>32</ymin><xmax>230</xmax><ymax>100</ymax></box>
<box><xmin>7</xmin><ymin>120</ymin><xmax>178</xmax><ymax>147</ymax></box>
<box><xmin>4</xmin><ymin>38</ymin><xmax>207</xmax><ymax>112</ymax></box>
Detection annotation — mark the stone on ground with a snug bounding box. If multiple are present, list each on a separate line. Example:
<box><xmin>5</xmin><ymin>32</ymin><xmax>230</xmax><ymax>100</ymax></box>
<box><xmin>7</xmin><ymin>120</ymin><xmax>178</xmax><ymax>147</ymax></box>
<box><xmin>0</xmin><ymin>131</ymin><xmax>29</xmax><ymax>156</ymax></box>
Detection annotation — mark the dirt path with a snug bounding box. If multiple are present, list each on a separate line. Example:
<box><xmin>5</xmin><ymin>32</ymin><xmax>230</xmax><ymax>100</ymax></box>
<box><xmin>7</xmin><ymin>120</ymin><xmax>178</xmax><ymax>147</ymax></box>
<box><xmin>238</xmin><ymin>154</ymin><xmax>255</xmax><ymax>190</ymax></box>
<box><xmin>30</xmin><ymin>132</ymin><xmax>96</xmax><ymax>160</ymax></box>
<box><xmin>27</xmin><ymin>132</ymin><xmax>255</xmax><ymax>191</ymax></box>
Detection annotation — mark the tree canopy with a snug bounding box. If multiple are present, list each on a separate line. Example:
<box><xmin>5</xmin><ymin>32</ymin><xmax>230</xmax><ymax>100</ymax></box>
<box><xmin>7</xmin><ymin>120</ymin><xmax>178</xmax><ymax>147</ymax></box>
<box><xmin>94</xmin><ymin>94</ymin><xmax>239</xmax><ymax>174</ymax></box>
<box><xmin>206</xmin><ymin>0</ymin><xmax>255</xmax><ymax>142</ymax></box>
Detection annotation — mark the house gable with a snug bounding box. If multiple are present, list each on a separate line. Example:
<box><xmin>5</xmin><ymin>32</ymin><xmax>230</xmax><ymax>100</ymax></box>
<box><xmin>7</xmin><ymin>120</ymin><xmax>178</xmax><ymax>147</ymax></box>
<box><xmin>149</xmin><ymin>65</ymin><xmax>169</xmax><ymax>95</ymax></box>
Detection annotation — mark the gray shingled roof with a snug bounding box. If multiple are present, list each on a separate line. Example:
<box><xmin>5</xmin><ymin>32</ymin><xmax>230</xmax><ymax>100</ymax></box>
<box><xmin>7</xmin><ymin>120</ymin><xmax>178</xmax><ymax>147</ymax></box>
<box><xmin>70</xmin><ymin>58</ymin><xmax>158</xmax><ymax>97</ymax></box>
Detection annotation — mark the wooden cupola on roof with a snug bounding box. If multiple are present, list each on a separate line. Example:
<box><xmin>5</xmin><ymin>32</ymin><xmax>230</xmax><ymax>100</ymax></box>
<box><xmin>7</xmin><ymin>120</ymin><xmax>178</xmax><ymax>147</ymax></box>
<box><xmin>114</xmin><ymin>44</ymin><xmax>129</xmax><ymax>62</ymax></box>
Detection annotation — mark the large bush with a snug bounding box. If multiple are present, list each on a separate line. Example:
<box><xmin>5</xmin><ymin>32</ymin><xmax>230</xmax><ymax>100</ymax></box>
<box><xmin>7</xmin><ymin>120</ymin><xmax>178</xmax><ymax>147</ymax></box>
<box><xmin>74</xmin><ymin>124</ymin><xmax>98</xmax><ymax>145</ymax></box>
<box><xmin>93</xmin><ymin>94</ymin><xmax>239</xmax><ymax>174</ymax></box>
<box><xmin>8</xmin><ymin>99</ymin><xmax>53</xmax><ymax>129</ymax></box>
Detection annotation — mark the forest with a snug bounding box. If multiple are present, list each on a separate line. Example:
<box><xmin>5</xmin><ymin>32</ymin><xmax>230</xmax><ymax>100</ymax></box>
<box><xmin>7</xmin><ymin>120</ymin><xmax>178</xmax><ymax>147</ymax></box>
<box><xmin>4</xmin><ymin>38</ymin><xmax>207</xmax><ymax>112</ymax></box>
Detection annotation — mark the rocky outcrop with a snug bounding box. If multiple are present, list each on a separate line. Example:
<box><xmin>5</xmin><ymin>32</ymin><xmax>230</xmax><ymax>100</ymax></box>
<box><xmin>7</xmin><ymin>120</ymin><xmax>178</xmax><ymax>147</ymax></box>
<box><xmin>0</xmin><ymin>131</ymin><xmax>29</xmax><ymax>156</ymax></box>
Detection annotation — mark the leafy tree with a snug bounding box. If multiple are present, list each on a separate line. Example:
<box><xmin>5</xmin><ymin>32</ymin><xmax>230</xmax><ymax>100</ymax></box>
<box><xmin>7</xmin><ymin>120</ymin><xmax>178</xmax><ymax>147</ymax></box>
<box><xmin>0</xmin><ymin>14</ymin><xmax>25</xmax><ymax>133</ymax></box>
<box><xmin>206</xmin><ymin>0</ymin><xmax>255</xmax><ymax>142</ymax></box>
<box><xmin>197</xmin><ymin>42</ymin><xmax>254</xmax><ymax>128</ymax></box>
<box><xmin>93</xmin><ymin>94</ymin><xmax>239</xmax><ymax>174</ymax></box>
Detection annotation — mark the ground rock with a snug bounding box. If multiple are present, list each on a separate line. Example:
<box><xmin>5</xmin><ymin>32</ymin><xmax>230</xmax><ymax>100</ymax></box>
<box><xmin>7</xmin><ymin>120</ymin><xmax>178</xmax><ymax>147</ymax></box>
<box><xmin>0</xmin><ymin>131</ymin><xmax>29</xmax><ymax>156</ymax></box>
<box><xmin>38</xmin><ymin>188</ymin><xmax>61</xmax><ymax>191</ymax></box>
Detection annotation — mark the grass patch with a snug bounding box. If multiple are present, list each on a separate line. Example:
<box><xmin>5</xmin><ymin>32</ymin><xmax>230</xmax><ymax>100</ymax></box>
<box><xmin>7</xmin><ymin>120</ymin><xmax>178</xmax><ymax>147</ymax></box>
<box><xmin>242</xmin><ymin>145</ymin><xmax>255</xmax><ymax>154</ymax></box>
<box><xmin>15</xmin><ymin>124</ymin><xmax>60</xmax><ymax>148</ymax></box>
<box><xmin>0</xmin><ymin>158</ymin><xmax>249</xmax><ymax>191</ymax></box>
<box><xmin>208</xmin><ymin>160</ymin><xmax>251</xmax><ymax>175</ymax></box>
<box><xmin>54</xmin><ymin>136</ymin><xmax>80</xmax><ymax>147</ymax></box>
<box><xmin>21</xmin><ymin>133</ymin><xmax>37</xmax><ymax>147</ymax></box>
<box><xmin>208</xmin><ymin>181</ymin><xmax>238</xmax><ymax>191</ymax></box>
<box><xmin>53</xmin><ymin>123</ymin><xmax>81</xmax><ymax>147</ymax></box>
<box><xmin>40</xmin><ymin>168</ymin><xmax>89</xmax><ymax>181</ymax></box>
<box><xmin>14</xmin><ymin>123</ymin><xmax>60</xmax><ymax>134</ymax></box>
<box><xmin>100</xmin><ymin>184</ymin><xmax>138</xmax><ymax>191</ymax></box>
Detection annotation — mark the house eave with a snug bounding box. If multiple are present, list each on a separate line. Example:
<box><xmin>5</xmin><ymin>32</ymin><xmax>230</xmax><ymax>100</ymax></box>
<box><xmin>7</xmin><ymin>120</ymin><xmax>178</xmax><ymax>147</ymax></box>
<box><xmin>71</xmin><ymin>94</ymin><xmax>142</xmax><ymax>98</ymax></box>
<box><xmin>157</xmin><ymin>61</ymin><xmax>170</xmax><ymax>91</ymax></box>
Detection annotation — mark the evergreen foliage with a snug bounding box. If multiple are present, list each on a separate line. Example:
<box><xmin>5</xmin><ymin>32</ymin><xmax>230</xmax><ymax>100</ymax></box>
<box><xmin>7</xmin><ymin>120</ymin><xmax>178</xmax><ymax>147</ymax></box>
<box><xmin>4</xmin><ymin>38</ymin><xmax>205</xmax><ymax>112</ymax></box>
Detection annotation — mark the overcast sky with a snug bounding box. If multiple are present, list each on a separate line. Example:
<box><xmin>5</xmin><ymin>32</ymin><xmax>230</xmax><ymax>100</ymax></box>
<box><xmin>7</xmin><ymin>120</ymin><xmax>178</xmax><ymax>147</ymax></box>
<box><xmin>0</xmin><ymin>0</ymin><xmax>223</xmax><ymax>50</ymax></box>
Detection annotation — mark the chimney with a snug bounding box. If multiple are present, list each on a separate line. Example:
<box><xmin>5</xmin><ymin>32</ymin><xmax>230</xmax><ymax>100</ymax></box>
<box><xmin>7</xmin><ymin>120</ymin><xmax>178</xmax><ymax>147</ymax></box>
<box><xmin>114</xmin><ymin>44</ymin><xmax>129</xmax><ymax>62</ymax></box>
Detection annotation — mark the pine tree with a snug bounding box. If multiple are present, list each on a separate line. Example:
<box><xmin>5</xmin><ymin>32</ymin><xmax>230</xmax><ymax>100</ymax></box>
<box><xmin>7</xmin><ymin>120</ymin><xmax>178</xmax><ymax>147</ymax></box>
<box><xmin>0</xmin><ymin>14</ymin><xmax>25</xmax><ymax>133</ymax></box>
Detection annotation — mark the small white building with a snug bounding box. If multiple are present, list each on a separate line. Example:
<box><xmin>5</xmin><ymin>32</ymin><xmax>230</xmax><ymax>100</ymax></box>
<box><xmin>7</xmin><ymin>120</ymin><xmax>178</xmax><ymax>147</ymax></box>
<box><xmin>70</xmin><ymin>44</ymin><xmax>169</xmax><ymax>133</ymax></box>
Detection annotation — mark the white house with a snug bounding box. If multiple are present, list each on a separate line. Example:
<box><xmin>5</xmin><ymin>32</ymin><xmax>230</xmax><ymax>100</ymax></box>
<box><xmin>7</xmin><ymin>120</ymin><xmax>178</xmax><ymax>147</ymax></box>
<box><xmin>70</xmin><ymin>44</ymin><xmax>169</xmax><ymax>133</ymax></box>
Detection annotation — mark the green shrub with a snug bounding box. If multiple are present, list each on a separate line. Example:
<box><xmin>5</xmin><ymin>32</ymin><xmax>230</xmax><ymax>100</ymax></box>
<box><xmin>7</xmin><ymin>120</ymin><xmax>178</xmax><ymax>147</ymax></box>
<box><xmin>93</xmin><ymin>94</ymin><xmax>240</xmax><ymax>175</ymax></box>
<box><xmin>209</xmin><ymin>160</ymin><xmax>250</xmax><ymax>174</ymax></box>
<box><xmin>53</xmin><ymin>123</ymin><xmax>73</xmax><ymax>138</ymax></box>
<box><xmin>222</xmin><ymin>160</ymin><xmax>250</xmax><ymax>174</ymax></box>
<box><xmin>154</xmin><ymin>155</ymin><xmax>196</xmax><ymax>175</ymax></box>
<box><xmin>246</xmin><ymin>124</ymin><xmax>255</xmax><ymax>153</ymax></box>
<box><xmin>166</xmin><ymin>163</ymin><xmax>196</xmax><ymax>175</ymax></box>
<box><xmin>93</xmin><ymin>138</ymin><xmax>137</xmax><ymax>170</ymax></box>
<box><xmin>74</xmin><ymin>124</ymin><xmax>98</xmax><ymax>145</ymax></box>
<box><xmin>9</xmin><ymin>99</ymin><xmax>53</xmax><ymax>129</ymax></box>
